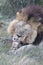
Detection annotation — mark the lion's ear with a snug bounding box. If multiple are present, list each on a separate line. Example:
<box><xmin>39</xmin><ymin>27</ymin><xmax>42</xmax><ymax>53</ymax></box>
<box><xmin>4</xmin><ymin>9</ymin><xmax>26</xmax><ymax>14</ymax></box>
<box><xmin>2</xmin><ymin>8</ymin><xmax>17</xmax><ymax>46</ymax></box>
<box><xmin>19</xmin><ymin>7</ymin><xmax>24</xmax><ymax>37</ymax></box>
<box><xmin>7</xmin><ymin>19</ymin><xmax>19</xmax><ymax>35</ymax></box>
<box><xmin>16</xmin><ymin>12</ymin><xmax>24</xmax><ymax>20</ymax></box>
<box><xmin>16</xmin><ymin>11</ymin><xmax>28</xmax><ymax>21</ymax></box>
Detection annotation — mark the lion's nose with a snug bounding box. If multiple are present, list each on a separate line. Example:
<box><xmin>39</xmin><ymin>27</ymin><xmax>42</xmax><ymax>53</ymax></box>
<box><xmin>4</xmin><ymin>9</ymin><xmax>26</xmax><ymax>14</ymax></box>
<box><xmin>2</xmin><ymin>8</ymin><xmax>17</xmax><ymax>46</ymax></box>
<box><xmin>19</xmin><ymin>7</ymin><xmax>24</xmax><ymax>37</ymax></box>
<box><xmin>14</xmin><ymin>37</ymin><xmax>18</xmax><ymax>40</ymax></box>
<box><xmin>13</xmin><ymin>35</ymin><xmax>18</xmax><ymax>42</ymax></box>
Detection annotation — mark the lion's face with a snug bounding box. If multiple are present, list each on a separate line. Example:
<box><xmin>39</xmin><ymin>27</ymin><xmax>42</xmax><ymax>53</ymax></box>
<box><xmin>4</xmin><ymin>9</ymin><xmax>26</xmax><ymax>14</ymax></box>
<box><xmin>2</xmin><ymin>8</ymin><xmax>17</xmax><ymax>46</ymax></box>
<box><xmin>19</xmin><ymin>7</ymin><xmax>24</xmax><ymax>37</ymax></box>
<box><xmin>12</xmin><ymin>21</ymin><xmax>37</xmax><ymax>49</ymax></box>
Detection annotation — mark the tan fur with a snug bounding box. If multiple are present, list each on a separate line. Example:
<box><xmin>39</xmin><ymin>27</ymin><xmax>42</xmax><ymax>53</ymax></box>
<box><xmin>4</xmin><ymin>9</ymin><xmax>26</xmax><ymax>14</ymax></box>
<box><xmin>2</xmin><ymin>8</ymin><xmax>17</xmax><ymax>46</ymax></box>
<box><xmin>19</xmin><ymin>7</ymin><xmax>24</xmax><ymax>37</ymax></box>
<box><xmin>16</xmin><ymin>11</ymin><xmax>43</xmax><ymax>34</ymax></box>
<box><xmin>38</xmin><ymin>24</ymin><xmax>43</xmax><ymax>33</ymax></box>
<box><xmin>27</xmin><ymin>18</ymin><xmax>41</xmax><ymax>30</ymax></box>
<box><xmin>7</xmin><ymin>11</ymin><xmax>43</xmax><ymax>35</ymax></box>
<box><xmin>7</xmin><ymin>19</ymin><xmax>19</xmax><ymax>35</ymax></box>
<box><xmin>16</xmin><ymin>12</ymin><xmax>28</xmax><ymax>22</ymax></box>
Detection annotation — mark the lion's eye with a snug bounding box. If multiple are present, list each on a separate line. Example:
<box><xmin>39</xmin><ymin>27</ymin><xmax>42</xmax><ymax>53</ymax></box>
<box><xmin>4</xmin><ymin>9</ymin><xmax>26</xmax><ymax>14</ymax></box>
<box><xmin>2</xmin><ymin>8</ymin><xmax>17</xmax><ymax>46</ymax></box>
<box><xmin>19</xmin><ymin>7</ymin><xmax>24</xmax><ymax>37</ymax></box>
<box><xmin>17</xmin><ymin>34</ymin><xmax>21</xmax><ymax>37</ymax></box>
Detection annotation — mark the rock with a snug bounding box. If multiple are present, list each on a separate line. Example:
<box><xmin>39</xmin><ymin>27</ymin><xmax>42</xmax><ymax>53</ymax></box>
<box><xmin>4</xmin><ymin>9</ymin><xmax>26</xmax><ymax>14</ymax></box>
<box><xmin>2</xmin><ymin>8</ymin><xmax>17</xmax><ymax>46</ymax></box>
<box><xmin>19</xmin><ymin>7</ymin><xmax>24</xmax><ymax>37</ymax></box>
<box><xmin>0</xmin><ymin>44</ymin><xmax>43</xmax><ymax>65</ymax></box>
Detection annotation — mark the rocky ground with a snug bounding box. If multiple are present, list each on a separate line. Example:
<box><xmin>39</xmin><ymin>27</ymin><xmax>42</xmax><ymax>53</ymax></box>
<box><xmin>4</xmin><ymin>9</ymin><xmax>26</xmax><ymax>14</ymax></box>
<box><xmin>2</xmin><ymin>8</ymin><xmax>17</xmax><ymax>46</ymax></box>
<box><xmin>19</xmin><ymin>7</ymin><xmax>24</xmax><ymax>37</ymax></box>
<box><xmin>0</xmin><ymin>20</ymin><xmax>12</xmax><ymax>53</ymax></box>
<box><xmin>0</xmin><ymin>20</ymin><xmax>43</xmax><ymax>65</ymax></box>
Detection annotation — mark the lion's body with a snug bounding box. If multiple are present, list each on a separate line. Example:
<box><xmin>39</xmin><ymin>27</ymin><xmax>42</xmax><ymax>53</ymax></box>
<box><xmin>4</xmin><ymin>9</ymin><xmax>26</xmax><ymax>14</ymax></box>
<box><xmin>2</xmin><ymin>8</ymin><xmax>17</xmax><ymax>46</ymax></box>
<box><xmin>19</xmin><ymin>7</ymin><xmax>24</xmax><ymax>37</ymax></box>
<box><xmin>7</xmin><ymin>5</ymin><xmax>43</xmax><ymax>49</ymax></box>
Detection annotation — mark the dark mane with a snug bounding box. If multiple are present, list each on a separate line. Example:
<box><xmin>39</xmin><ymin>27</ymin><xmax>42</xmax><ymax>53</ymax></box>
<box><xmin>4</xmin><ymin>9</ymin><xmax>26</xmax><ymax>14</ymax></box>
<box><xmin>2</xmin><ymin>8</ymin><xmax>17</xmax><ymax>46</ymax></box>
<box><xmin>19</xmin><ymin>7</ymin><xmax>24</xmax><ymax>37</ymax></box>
<box><xmin>21</xmin><ymin>5</ymin><xmax>43</xmax><ymax>45</ymax></box>
<box><xmin>21</xmin><ymin>5</ymin><xmax>43</xmax><ymax>23</ymax></box>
